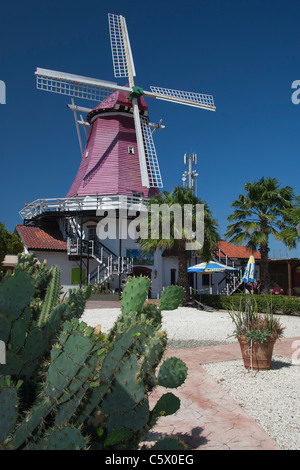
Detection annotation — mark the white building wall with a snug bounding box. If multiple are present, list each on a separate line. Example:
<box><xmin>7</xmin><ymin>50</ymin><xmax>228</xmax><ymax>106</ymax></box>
<box><xmin>32</xmin><ymin>250</ymin><xmax>99</xmax><ymax>293</ymax></box>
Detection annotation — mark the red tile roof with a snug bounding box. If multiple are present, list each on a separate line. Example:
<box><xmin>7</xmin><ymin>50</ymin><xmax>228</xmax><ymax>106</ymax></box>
<box><xmin>16</xmin><ymin>224</ymin><xmax>67</xmax><ymax>251</ymax></box>
<box><xmin>217</xmin><ymin>240</ymin><xmax>261</xmax><ymax>259</ymax></box>
<box><xmin>163</xmin><ymin>240</ymin><xmax>261</xmax><ymax>260</ymax></box>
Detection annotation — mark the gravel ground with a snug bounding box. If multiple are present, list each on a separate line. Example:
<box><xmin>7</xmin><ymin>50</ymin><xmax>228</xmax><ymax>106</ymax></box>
<box><xmin>81</xmin><ymin>306</ymin><xmax>300</xmax><ymax>450</ymax></box>
<box><xmin>81</xmin><ymin>306</ymin><xmax>300</xmax><ymax>347</ymax></box>
<box><xmin>203</xmin><ymin>357</ymin><xmax>300</xmax><ymax>450</ymax></box>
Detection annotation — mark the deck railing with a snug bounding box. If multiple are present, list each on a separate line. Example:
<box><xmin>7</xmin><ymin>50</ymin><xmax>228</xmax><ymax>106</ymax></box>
<box><xmin>20</xmin><ymin>195</ymin><xmax>147</xmax><ymax>220</ymax></box>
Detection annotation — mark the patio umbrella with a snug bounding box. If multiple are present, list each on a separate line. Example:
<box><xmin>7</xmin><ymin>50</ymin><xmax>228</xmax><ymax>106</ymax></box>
<box><xmin>188</xmin><ymin>261</ymin><xmax>237</xmax><ymax>294</ymax></box>
<box><xmin>242</xmin><ymin>255</ymin><xmax>256</xmax><ymax>284</ymax></box>
<box><xmin>188</xmin><ymin>261</ymin><xmax>238</xmax><ymax>273</ymax></box>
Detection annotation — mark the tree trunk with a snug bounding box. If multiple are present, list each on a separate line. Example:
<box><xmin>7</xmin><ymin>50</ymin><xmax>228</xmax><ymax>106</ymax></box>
<box><xmin>177</xmin><ymin>240</ymin><xmax>190</xmax><ymax>302</ymax></box>
<box><xmin>260</xmin><ymin>243</ymin><xmax>271</xmax><ymax>294</ymax></box>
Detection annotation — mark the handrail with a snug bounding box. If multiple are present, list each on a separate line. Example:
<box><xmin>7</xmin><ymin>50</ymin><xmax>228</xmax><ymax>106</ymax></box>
<box><xmin>20</xmin><ymin>195</ymin><xmax>148</xmax><ymax>220</ymax></box>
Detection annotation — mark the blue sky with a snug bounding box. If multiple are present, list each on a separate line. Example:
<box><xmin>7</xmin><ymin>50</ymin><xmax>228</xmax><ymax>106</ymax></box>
<box><xmin>0</xmin><ymin>0</ymin><xmax>299</xmax><ymax>258</ymax></box>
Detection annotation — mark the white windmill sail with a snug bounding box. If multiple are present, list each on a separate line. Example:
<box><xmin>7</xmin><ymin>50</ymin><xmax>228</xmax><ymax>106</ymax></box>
<box><xmin>35</xmin><ymin>68</ymin><xmax>124</xmax><ymax>102</ymax></box>
<box><xmin>140</xmin><ymin>115</ymin><xmax>163</xmax><ymax>188</ymax></box>
<box><xmin>148</xmin><ymin>86</ymin><xmax>215</xmax><ymax>111</ymax></box>
<box><xmin>108</xmin><ymin>13</ymin><xmax>136</xmax><ymax>78</ymax></box>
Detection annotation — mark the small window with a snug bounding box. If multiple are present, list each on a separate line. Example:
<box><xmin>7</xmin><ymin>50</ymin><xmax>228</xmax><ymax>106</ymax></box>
<box><xmin>128</xmin><ymin>146</ymin><xmax>134</xmax><ymax>155</ymax></box>
<box><xmin>133</xmin><ymin>191</ymin><xmax>143</xmax><ymax>198</ymax></box>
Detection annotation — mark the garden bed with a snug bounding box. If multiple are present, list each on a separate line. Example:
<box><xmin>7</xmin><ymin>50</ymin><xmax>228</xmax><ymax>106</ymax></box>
<box><xmin>193</xmin><ymin>294</ymin><xmax>300</xmax><ymax>315</ymax></box>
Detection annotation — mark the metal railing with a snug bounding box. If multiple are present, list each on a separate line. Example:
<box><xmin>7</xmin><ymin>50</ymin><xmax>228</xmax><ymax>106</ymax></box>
<box><xmin>67</xmin><ymin>237</ymin><xmax>133</xmax><ymax>285</ymax></box>
<box><xmin>20</xmin><ymin>194</ymin><xmax>148</xmax><ymax>220</ymax></box>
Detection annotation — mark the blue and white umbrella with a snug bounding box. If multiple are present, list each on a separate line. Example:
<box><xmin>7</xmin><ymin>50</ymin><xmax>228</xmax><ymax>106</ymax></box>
<box><xmin>188</xmin><ymin>261</ymin><xmax>237</xmax><ymax>273</ymax></box>
<box><xmin>242</xmin><ymin>255</ymin><xmax>257</xmax><ymax>284</ymax></box>
<box><xmin>188</xmin><ymin>261</ymin><xmax>237</xmax><ymax>294</ymax></box>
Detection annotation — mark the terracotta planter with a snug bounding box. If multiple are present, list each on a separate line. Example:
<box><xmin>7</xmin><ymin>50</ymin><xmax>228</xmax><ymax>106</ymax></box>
<box><xmin>238</xmin><ymin>335</ymin><xmax>276</xmax><ymax>371</ymax></box>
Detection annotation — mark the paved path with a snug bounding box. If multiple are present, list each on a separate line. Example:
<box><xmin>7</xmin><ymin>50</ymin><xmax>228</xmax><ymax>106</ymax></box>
<box><xmin>147</xmin><ymin>337</ymin><xmax>300</xmax><ymax>450</ymax></box>
<box><xmin>85</xmin><ymin>300</ymin><xmax>298</xmax><ymax>450</ymax></box>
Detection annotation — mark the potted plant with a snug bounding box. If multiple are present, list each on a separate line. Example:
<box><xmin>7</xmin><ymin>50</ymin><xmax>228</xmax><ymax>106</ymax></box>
<box><xmin>227</xmin><ymin>295</ymin><xmax>285</xmax><ymax>370</ymax></box>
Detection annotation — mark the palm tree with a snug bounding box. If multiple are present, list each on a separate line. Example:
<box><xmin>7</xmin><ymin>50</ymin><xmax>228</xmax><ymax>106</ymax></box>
<box><xmin>225</xmin><ymin>177</ymin><xmax>295</xmax><ymax>294</ymax></box>
<box><xmin>279</xmin><ymin>196</ymin><xmax>300</xmax><ymax>248</ymax></box>
<box><xmin>138</xmin><ymin>186</ymin><xmax>219</xmax><ymax>301</ymax></box>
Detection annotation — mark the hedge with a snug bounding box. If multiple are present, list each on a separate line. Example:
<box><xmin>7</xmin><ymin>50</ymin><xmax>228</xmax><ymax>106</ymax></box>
<box><xmin>195</xmin><ymin>294</ymin><xmax>300</xmax><ymax>315</ymax></box>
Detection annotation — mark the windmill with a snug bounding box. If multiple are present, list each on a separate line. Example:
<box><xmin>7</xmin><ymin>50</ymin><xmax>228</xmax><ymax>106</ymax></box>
<box><xmin>35</xmin><ymin>13</ymin><xmax>215</xmax><ymax>198</ymax></box>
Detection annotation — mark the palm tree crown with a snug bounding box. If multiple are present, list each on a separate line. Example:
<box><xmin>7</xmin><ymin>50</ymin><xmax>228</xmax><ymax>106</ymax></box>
<box><xmin>225</xmin><ymin>177</ymin><xmax>295</xmax><ymax>293</ymax></box>
<box><xmin>138</xmin><ymin>186</ymin><xmax>219</xmax><ymax>301</ymax></box>
<box><xmin>279</xmin><ymin>196</ymin><xmax>300</xmax><ymax>249</ymax></box>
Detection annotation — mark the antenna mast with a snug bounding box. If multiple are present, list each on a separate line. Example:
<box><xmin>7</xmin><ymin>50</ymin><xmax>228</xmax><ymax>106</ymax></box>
<box><xmin>182</xmin><ymin>153</ymin><xmax>198</xmax><ymax>195</ymax></box>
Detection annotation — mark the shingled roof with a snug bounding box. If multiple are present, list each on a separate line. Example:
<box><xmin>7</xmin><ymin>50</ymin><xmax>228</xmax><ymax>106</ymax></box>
<box><xmin>16</xmin><ymin>224</ymin><xmax>67</xmax><ymax>251</ymax></box>
<box><xmin>163</xmin><ymin>240</ymin><xmax>261</xmax><ymax>260</ymax></box>
<box><xmin>216</xmin><ymin>240</ymin><xmax>261</xmax><ymax>259</ymax></box>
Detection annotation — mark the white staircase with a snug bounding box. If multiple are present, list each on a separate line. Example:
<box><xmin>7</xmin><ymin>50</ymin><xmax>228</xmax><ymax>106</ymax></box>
<box><xmin>213</xmin><ymin>247</ymin><xmax>244</xmax><ymax>296</ymax></box>
<box><xmin>219</xmin><ymin>270</ymin><xmax>243</xmax><ymax>296</ymax></box>
<box><xmin>67</xmin><ymin>237</ymin><xmax>133</xmax><ymax>286</ymax></box>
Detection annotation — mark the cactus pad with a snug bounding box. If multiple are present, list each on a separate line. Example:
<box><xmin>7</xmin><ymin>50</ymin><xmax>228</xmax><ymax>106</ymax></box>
<box><xmin>104</xmin><ymin>427</ymin><xmax>133</xmax><ymax>447</ymax></box>
<box><xmin>35</xmin><ymin>426</ymin><xmax>87</xmax><ymax>450</ymax></box>
<box><xmin>0</xmin><ymin>378</ymin><xmax>19</xmax><ymax>442</ymax></box>
<box><xmin>159</xmin><ymin>285</ymin><xmax>185</xmax><ymax>311</ymax></box>
<box><xmin>120</xmin><ymin>276</ymin><xmax>151</xmax><ymax>315</ymax></box>
<box><xmin>157</xmin><ymin>357</ymin><xmax>188</xmax><ymax>389</ymax></box>
<box><xmin>151</xmin><ymin>392</ymin><xmax>180</xmax><ymax>418</ymax></box>
<box><xmin>141</xmin><ymin>303</ymin><xmax>162</xmax><ymax>327</ymax></box>
<box><xmin>0</xmin><ymin>271</ymin><xmax>35</xmax><ymax>320</ymax></box>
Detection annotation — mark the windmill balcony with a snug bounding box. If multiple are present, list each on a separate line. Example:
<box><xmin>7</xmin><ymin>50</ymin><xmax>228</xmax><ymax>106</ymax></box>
<box><xmin>20</xmin><ymin>195</ymin><xmax>147</xmax><ymax>221</ymax></box>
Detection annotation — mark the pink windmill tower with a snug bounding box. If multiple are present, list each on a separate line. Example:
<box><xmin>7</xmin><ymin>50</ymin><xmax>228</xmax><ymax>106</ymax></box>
<box><xmin>35</xmin><ymin>14</ymin><xmax>216</xmax><ymax>201</ymax></box>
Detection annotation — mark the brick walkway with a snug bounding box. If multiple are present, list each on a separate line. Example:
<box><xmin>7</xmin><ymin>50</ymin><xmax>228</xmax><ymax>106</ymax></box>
<box><xmin>147</xmin><ymin>337</ymin><xmax>300</xmax><ymax>450</ymax></box>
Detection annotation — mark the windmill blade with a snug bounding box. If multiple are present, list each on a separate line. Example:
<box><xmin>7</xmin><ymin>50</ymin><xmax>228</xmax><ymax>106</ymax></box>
<box><xmin>132</xmin><ymin>98</ymin><xmax>149</xmax><ymax>188</ymax></box>
<box><xmin>70</xmin><ymin>98</ymin><xmax>84</xmax><ymax>156</ymax></box>
<box><xmin>108</xmin><ymin>13</ymin><xmax>136</xmax><ymax>79</ymax></box>
<box><xmin>140</xmin><ymin>116</ymin><xmax>163</xmax><ymax>188</ymax></box>
<box><xmin>148</xmin><ymin>86</ymin><xmax>216</xmax><ymax>111</ymax></box>
<box><xmin>35</xmin><ymin>68</ymin><xmax>131</xmax><ymax>102</ymax></box>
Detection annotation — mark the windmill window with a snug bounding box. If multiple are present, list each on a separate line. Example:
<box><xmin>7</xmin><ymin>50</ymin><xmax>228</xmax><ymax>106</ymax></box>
<box><xmin>133</xmin><ymin>192</ymin><xmax>143</xmax><ymax>199</ymax></box>
<box><xmin>128</xmin><ymin>146</ymin><xmax>135</xmax><ymax>155</ymax></box>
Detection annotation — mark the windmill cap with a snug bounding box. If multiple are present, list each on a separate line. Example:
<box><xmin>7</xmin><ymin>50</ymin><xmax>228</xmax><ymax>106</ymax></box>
<box><xmin>87</xmin><ymin>86</ymin><xmax>148</xmax><ymax>123</ymax></box>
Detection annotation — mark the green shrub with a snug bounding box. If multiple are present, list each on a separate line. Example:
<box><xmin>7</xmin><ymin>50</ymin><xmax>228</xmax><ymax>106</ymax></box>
<box><xmin>198</xmin><ymin>293</ymin><xmax>300</xmax><ymax>315</ymax></box>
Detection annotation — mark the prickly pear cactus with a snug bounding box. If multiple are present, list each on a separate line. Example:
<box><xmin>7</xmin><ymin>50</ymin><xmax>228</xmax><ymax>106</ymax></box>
<box><xmin>159</xmin><ymin>285</ymin><xmax>185</xmax><ymax>310</ymax></box>
<box><xmin>141</xmin><ymin>303</ymin><xmax>162</xmax><ymax>327</ymax></box>
<box><xmin>158</xmin><ymin>356</ymin><xmax>188</xmax><ymax>389</ymax></box>
<box><xmin>14</xmin><ymin>253</ymin><xmax>51</xmax><ymax>299</ymax></box>
<box><xmin>0</xmin><ymin>376</ymin><xmax>21</xmax><ymax>443</ymax></box>
<box><xmin>120</xmin><ymin>276</ymin><xmax>151</xmax><ymax>314</ymax></box>
<box><xmin>0</xmin><ymin>270</ymin><xmax>35</xmax><ymax>320</ymax></box>
<box><xmin>0</xmin><ymin>267</ymin><xmax>188</xmax><ymax>451</ymax></box>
